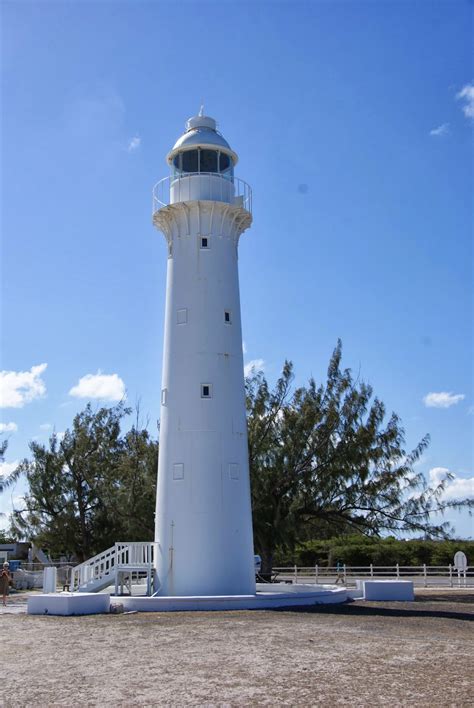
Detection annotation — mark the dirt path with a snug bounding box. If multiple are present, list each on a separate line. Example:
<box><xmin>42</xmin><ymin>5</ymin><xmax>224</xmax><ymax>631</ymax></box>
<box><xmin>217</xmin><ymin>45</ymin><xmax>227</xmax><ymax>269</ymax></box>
<box><xmin>1</xmin><ymin>590</ymin><xmax>472</xmax><ymax>706</ymax></box>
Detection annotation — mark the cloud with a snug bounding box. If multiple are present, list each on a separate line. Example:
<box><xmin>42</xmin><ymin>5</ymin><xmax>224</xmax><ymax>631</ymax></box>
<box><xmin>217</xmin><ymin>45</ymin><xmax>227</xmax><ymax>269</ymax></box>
<box><xmin>69</xmin><ymin>371</ymin><xmax>126</xmax><ymax>402</ymax></box>
<box><xmin>244</xmin><ymin>359</ymin><xmax>265</xmax><ymax>377</ymax></box>
<box><xmin>429</xmin><ymin>123</ymin><xmax>449</xmax><ymax>137</ymax></box>
<box><xmin>456</xmin><ymin>83</ymin><xmax>474</xmax><ymax>120</ymax></box>
<box><xmin>0</xmin><ymin>422</ymin><xmax>18</xmax><ymax>433</ymax></box>
<box><xmin>429</xmin><ymin>467</ymin><xmax>474</xmax><ymax>501</ymax></box>
<box><xmin>423</xmin><ymin>392</ymin><xmax>465</xmax><ymax>409</ymax></box>
<box><xmin>0</xmin><ymin>460</ymin><xmax>19</xmax><ymax>481</ymax></box>
<box><xmin>39</xmin><ymin>423</ymin><xmax>52</xmax><ymax>431</ymax></box>
<box><xmin>0</xmin><ymin>364</ymin><xmax>47</xmax><ymax>408</ymax></box>
<box><xmin>127</xmin><ymin>135</ymin><xmax>141</xmax><ymax>152</ymax></box>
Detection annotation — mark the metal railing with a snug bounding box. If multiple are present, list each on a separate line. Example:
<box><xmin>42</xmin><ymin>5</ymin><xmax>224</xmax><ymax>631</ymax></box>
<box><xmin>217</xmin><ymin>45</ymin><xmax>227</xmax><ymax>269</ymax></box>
<box><xmin>271</xmin><ymin>565</ymin><xmax>474</xmax><ymax>588</ymax></box>
<box><xmin>152</xmin><ymin>173</ymin><xmax>252</xmax><ymax>214</ymax></box>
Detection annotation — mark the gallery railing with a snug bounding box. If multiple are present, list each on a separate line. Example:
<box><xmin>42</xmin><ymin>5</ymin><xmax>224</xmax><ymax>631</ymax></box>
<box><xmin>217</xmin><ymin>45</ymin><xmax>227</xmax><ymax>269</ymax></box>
<box><xmin>152</xmin><ymin>173</ymin><xmax>252</xmax><ymax>214</ymax></box>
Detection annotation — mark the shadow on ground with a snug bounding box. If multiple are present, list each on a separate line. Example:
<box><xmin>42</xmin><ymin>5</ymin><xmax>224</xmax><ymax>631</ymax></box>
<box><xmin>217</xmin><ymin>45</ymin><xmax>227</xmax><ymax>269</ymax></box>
<box><xmin>273</xmin><ymin>593</ymin><xmax>474</xmax><ymax>622</ymax></box>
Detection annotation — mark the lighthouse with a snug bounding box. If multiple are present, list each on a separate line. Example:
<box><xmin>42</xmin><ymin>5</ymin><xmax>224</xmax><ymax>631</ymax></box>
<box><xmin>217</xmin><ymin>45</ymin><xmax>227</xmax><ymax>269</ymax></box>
<box><xmin>29</xmin><ymin>113</ymin><xmax>349</xmax><ymax>614</ymax></box>
<box><xmin>152</xmin><ymin>112</ymin><xmax>256</xmax><ymax>596</ymax></box>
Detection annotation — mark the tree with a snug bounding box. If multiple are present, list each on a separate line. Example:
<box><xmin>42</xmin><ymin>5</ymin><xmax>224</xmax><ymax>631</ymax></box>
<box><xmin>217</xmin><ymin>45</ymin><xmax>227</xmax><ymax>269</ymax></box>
<box><xmin>0</xmin><ymin>438</ymin><xmax>14</xmax><ymax>494</ymax></box>
<box><xmin>9</xmin><ymin>403</ymin><xmax>158</xmax><ymax>560</ymax></box>
<box><xmin>246</xmin><ymin>341</ymin><xmax>473</xmax><ymax>575</ymax></box>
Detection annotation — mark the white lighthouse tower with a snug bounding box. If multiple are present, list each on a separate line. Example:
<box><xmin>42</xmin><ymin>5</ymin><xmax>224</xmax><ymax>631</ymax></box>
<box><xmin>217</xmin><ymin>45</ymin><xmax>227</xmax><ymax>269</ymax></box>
<box><xmin>152</xmin><ymin>112</ymin><xmax>256</xmax><ymax>597</ymax></box>
<box><xmin>28</xmin><ymin>113</ymin><xmax>349</xmax><ymax>614</ymax></box>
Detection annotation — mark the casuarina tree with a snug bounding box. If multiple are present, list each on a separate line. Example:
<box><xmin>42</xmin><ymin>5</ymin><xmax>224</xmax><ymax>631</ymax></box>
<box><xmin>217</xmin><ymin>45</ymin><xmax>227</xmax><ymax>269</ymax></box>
<box><xmin>246</xmin><ymin>341</ymin><xmax>472</xmax><ymax>575</ymax></box>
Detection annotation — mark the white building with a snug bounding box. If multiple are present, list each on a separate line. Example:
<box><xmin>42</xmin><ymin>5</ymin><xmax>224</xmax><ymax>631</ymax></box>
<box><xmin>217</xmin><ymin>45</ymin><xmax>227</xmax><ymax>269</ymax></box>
<box><xmin>152</xmin><ymin>112</ymin><xmax>256</xmax><ymax>596</ymax></box>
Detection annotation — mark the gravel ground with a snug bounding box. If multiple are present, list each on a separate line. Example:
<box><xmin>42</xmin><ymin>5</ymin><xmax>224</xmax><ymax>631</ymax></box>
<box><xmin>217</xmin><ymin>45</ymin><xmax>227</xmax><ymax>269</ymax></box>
<box><xmin>1</xmin><ymin>589</ymin><xmax>473</xmax><ymax>706</ymax></box>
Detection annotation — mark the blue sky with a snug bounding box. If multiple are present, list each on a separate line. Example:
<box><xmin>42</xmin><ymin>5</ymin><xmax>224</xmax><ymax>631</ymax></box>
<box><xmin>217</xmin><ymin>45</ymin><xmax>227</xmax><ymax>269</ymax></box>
<box><xmin>1</xmin><ymin>0</ymin><xmax>473</xmax><ymax>537</ymax></box>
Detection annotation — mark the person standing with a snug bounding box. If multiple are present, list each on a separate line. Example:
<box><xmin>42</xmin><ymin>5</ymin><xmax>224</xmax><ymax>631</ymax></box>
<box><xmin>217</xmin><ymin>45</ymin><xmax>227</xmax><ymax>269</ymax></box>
<box><xmin>0</xmin><ymin>561</ymin><xmax>12</xmax><ymax>606</ymax></box>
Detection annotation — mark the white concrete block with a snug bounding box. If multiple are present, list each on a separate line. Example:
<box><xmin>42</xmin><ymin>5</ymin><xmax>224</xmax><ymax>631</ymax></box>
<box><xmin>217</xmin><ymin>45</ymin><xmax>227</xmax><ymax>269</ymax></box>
<box><xmin>362</xmin><ymin>580</ymin><xmax>414</xmax><ymax>601</ymax></box>
<box><xmin>28</xmin><ymin>592</ymin><xmax>110</xmax><ymax>616</ymax></box>
<box><xmin>42</xmin><ymin>567</ymin><xmax>57</xmax><ymax>593</ymax></box>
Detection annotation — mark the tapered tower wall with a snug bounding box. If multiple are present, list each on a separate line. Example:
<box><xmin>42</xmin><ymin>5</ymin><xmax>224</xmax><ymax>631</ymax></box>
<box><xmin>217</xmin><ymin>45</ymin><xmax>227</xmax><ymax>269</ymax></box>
<box><xmin>153</xmin><ymin>196</ymin><xmax>255</xmax><ymax>596</ymax></box>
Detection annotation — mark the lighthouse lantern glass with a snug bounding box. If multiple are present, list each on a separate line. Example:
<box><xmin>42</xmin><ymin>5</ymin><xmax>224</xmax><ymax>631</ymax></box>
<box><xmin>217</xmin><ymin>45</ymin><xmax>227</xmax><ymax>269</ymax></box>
<box><xmin>172</xmin><ymin>148</ymin><xmax>234</xmax><ymax>179</ymax></box>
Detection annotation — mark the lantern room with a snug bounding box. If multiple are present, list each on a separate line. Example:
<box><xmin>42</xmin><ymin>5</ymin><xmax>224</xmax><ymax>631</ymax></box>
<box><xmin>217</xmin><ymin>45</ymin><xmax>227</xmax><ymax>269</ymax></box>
<box><xmin>167</xmin><ymin>112</ymin><xmax>237</xmax><ymax>180</ymax></box>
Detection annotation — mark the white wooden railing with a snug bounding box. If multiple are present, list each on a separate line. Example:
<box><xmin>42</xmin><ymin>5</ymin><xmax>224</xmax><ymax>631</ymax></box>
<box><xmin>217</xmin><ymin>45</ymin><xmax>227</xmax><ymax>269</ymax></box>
<box><xmin>271</xmin><ymin>565</ymin><xmax>473</xmax><ymax>588</ymax></box>
<box><xmin>70</xmin><ymin>542</ymin><xmax>156</xmax><ymax>592</ymax></box>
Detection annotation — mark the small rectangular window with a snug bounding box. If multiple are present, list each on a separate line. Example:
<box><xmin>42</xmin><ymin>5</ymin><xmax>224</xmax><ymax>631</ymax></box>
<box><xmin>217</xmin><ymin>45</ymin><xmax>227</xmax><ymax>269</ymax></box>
<box><xmin>201</xmin><ymin>384</ymin><xmax>212</xmax><ymax>398</ymax></box>
<box><xmin>200</xmin><ymin>237</ymin><xmax>209</xmax><ymax>249</ymax></box>
<box><xmin>229</xmin><ymin>463</ymin><xmax>240</xmax><ymax>480</ymax></box>
<box><xmin>173</xmin><ymin>463</ymin><xmax>184</xmax><ymax>480</ymax></box>
<box><xmin>177</xmin><ymin>308</ymin><xmax>188</xmax><ymax>325</ymax></box>
<box><xmin>161</xmin><ymin>388</ymin><xmax>168</xmax><ymax>406</ymax></box>
<box><xmin>224</xmin><ymin>310</ymin><xmax>231</xmax><ymax>324</ymax></box>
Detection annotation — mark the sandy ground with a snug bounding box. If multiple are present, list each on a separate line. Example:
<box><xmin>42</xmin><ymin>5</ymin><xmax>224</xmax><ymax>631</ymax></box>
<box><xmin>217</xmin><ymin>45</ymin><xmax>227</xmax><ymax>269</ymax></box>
<box><xmin>1</xmin><ymin>589</ymin><xmax>473</xmax><ymax>706</ymax></box>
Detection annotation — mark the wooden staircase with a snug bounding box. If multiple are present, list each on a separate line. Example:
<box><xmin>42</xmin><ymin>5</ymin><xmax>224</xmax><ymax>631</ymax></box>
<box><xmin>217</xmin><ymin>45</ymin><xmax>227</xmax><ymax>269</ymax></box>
<box><xmin>70</xmin><ymin>542</ymin><xmax>157</xmax><ymax>595</ymax></box>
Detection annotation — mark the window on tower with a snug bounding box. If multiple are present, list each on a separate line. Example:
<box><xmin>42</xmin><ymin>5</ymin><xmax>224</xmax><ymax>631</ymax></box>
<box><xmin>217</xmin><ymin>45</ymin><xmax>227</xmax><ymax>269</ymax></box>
<box><xmin>199</xmin><ymin>149</ymin><xmax>218</xmax><ymax>173</ymax></box>
<box><xmin>224</xmin><ymin>310</ymin><xmax>231</xmax><ymax>324</ymax></box>
<box><xmin>181</xmin><ymin>150</ymin><xmax>199</xmax><ymax>173</ymax></box>
<box><xmin>200</xmin><ymin>237</ymin><xmax>209</xmax><ymax>249</ymax></box>
<box><xmin>173</xmin><ymin>148</ymin><xmax>234</xmax><ymax>178</ymax></box>
<box><xmin>219</xmin><ymin>153</ymin><xmax>230</xmax><ymax>172</ymax></box>
<box><xmin>201</xmin><ymin>384</ymin><xmax>212</xmax><ymax>398</ymax></box>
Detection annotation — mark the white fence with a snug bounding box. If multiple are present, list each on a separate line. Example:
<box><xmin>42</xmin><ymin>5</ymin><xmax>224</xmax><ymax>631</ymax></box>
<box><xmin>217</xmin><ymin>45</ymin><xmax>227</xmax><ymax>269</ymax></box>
<box><xmin>271</xmin><ymin>565</ymin><xmax>473</xmax><ymax>588</ymax></box>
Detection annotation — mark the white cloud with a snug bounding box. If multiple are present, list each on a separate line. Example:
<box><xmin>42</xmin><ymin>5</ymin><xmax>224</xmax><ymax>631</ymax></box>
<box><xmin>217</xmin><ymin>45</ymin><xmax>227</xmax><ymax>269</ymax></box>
<box><xmin>244</xmin><ymin>359</ymin><xmax>265</xmax><ymax>377</ymax></box>
<box><xmin>429</xmin><ymin>123</ymin><xmax>449</xmax><ymax>137</ymax></box>
<box><xmin>0</xmin><ymin>460</ymin><xmax>19</xmax><ymax>481</ymax></box>
<box><xmin>127</xmin><ymin>135</ymin><xmax>141</xmax><ymax>152</ymax></box>
<box><xmin>69</xmin><ymin>371</ymin><xmax>126</xmax><ymax>402</ymax></box>
<box><xmin>0</xmin><ymin>422</ymin><xmax>18</xmax><ymax>433</ymax></box>
<box><xmin>0</xmin><ymin>363</ymin><xmax>47</xmax><ymax>408</ymax></box>
<box><xmin>429</xmin><ymin>467</ymin><xmax>474</xmax><ymax>501</ymax></box>
<box><xmin>39</xmin><ymin>423</ymin><xmax>52</xmax><ymax>431</ymax></box>
<box><xmin>456</xmin><ymin>83</ymin><xmax>474</xmax><ymax>120</ymax></box>
<box><xmin>423</xmin><ymin>392</ymin><xmax>465</xmax><ymax>409</ymax></box>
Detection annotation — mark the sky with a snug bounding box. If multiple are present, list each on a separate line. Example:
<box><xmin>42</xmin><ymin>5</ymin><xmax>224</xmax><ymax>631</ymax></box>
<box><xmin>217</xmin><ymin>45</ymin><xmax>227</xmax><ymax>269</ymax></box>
<box><xmin>1</xmin><ymin>0</ymin><xmax>473</xmax><ymax>538</ymax></box>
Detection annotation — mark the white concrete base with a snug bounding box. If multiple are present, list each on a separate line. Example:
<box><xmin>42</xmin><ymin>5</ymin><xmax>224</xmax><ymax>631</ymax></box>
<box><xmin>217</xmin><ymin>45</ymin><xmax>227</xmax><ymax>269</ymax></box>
<box><xmin>113</xmin><ymin>583</ymin><xmax>347</xmax><ymax>612</ymax></box>
<box><xmin>42</xmin><ymin>567</ymin><xmax>57</xmax><ymax>593</ymax></box>
<box><xmin>28</xmin><ymin>592</ymin><xmax>110</xmax><ymax>616</ymax></box>
<box><xmin>355</xmin><ymin>579</ymin><xmax>414</xmax><ymax>601</ymax></box>
<box><xmin>347</xmin><ymin>586</ymin><xmax>364</xmax><ymax>600</ymax></box>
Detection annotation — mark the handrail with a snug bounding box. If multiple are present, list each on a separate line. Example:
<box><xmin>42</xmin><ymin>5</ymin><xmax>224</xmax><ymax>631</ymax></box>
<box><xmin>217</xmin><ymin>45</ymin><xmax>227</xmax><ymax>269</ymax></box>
<box><xmin>152</xmin><ymin>173</ymin><xmax>252</xmax><ymax>214</ymax></box>
<box><xmin>70</xmin><ymin>542</ymin><xmax>157</xmax><ymax>591</ymax></box>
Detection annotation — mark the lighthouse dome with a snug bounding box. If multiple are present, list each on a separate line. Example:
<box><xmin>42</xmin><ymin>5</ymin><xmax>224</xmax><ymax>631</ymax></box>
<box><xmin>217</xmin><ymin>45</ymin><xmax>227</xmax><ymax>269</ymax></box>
<box><xmin>167</xmin><ymin>112</ymin><xmax>238</xmax><ymax>170</ymax></box>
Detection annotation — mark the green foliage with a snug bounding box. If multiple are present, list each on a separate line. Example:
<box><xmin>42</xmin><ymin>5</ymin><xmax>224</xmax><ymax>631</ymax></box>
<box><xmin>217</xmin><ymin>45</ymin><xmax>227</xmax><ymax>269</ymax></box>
<box><xmin>6</xmin><ymin>341</ymin><xmax>472</xmax><ymax>568</ymax></box>
<box><xmin>0</xmin><ymin>438</ymin><xmax>17</xmax><ymax>494</ymax></box>
<box><xmin>9</xmin><ymin>403</ymin><xmax>158</xmax><ymax>560</ymax></box>
<box><xmin>275</xmin><ymin>536</ymin><xmax>474</xmax><ymax>567</ymax></box>
<box><xmin>247</xmin><ymin>341</ymin><xmax>473</xmax><ymax>574</ymax></box>
<box><xmin>0</xmin><ymin>531</ymin><xmax>14</xmax><ymax>544</ymax></box>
